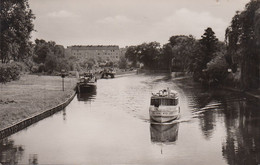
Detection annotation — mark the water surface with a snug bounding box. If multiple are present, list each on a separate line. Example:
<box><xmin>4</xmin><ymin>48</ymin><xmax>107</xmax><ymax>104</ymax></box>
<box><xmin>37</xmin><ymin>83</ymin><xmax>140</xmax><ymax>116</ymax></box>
<box><xmin>1</xmin><ymin>74</ymin><xmax>260</xmax><ymax>165</ymax></box>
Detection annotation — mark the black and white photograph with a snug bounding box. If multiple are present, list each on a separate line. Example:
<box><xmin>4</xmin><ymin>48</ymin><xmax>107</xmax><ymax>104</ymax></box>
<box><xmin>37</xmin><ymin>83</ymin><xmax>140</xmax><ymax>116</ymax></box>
<box><xmin>0</xmin><ymin>0</ymin><xmax>260</xmax><ymax>164</ymax></box>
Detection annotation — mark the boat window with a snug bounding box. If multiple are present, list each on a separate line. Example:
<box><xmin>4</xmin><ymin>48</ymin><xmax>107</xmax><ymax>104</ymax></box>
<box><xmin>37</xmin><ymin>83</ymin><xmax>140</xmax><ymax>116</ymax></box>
<box><xmin>151</xmin><ymin>99</ymin><xmax>160</xmax><ymax>107</ymax></box>
<box><xmin>151</xmin><ymin>98</ymin><xmax>178</xmax><ymax>106</ymax></box>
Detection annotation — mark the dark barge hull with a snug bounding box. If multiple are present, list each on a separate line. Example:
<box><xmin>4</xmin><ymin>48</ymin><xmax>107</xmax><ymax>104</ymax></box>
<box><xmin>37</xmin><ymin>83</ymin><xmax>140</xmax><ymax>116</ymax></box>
<box><xmin>77</xmin><ymin>83</ymin><xmax>96</xmax><ymax>93</ymax></box>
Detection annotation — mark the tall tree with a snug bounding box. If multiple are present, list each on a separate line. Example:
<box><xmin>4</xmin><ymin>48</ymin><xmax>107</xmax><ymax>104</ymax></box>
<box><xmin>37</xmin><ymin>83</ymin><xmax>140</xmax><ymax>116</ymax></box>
<box><xmin>0</xmin><ymin>0</ymin><xmax>35</xmax><ymax>63</ymax></box>
<box><xmin>190</xmin><ymin>28</ymin><xmax>219</xmax><ymax>81</ymax></box>
<box><xmin>226</xmin><ymin>0</ymin><xmax>260</xmax><ymax>89</ymax></box>
<box><xmin>199</xmin><ymin>27</ymin><xmax>219</xmax><ymax>69</ymax></box>
<box><xmin>161</xmin><ymin>43</ymin><xmax>173</xmax><ymax>70</ymax></box>
<box><xmin>225</xmin><ymin>11</ymin><xmax>242</xmax><ymax>71</ymax></box>
<box><xmin>256</xmin><ymin>8</ymin><xmax>260</xmax><ymax>46</ymax></box>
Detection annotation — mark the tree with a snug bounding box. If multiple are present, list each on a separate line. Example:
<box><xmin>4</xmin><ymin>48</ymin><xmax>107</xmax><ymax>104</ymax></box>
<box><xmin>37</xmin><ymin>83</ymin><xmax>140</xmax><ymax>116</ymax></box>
<box><xmin>256</xmin><ymin>8</ymin><xmax>260</xmax><ymax>46</ymax></box>
<box><xmin>86</xmin><ymin>58</ymin><xmax>96</xmax><ymax>69</ymax></box>
<box><xmin>44</xmin><ymin>53</ymin><xmax>57</xmax><ymax>73</ymax></box>
<box><xmin>137</xmin><ymin>42</ymin><xmax>161</xmax><ymax>69</ymax></box>
<box><xmin>205</xmin><ymin>51</ymin><xmax>229</xmax><ymax>85</ymax></box>
<box><xmin>225</xmin><ymin>11</ymin><xmax>242</xmax><ymax>71</ymax></box>
<box><xmin>125</xmin><ymin>46</ymin><xmax>138</xmax><ymax>67</ymax></box>
<box><xmin>189</xmin><ymin>28</ymin><xmax>219</xmax><ymax>82</ymax></box>
<box><xmin>33</xmin><ymin>39</ymin><xmax>52</xmax><ymax>64</ymax></box>
<box><xmin>125</xmin><ymin>42</ymin><xmax>161</xmax><ymax>69</ymax></box>
<box><xmin>32</xmin><ymin>39</ymin><xmax>72</xmax><ymax>73</ymax></box>
<box><xmin>161</xmin><ymin>43</ymin><xmax>173</xmax><ymax>70</ymax></box>
<box><xmin>33</xmin><ymin>39</ymin><xmax>66</xmax><ymax>64</ymax></box>
<box><xmin>225</xmin><ymin>0</ymin><xmax>260</xmax><ymax>89</ymax></box>
<box><xmin>167</xmin><ymin>35</ymin><xmax>197</xmax><ymax>72</ymax></box>
<box><xmin>118</xmin><ymin>56</ymin><xmax>127</xmax><ymax>69</ymax></box>
<box><xmin>188</xmin><ymin>42</ymin><xmax>205</xmax><ymax>81</ymax></box>
<box><xmin>0</xmin><ymin>0</ymin><xmax>35</xmax><ymax>63</ymax></box>
<box><xmin>199</xmin><ymin>27</ymin><xmax>219</xmax><ymax>69</ymax></box>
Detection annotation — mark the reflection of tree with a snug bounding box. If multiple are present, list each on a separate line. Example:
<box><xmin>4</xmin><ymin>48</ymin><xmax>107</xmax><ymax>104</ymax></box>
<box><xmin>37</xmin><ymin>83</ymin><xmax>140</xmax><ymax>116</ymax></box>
<box><xmin>29</xmin><ymin>154</ymin><xmax>38</xmax><ymax>165</ymax></box>
<box><xmin>186</xmin><ymin>88</ymin><xmax>219</xmax><ymax>139</ymax></box>
<box><xmin>222</xmin><ymin>99</ymin><xmax>260</xmax><ymax>165</ymax></box>
<box><xmin>0</xmin><ymin>138</ymin><xmax>24</xmax><ymax>165</ymax></box>
<box><xmin>198</xmin><ymin>110</ymin><xmax>216</xmax><ymax>139</ymax></box>
<box><xmin>176</xmin><ymin>77</ymin><xmax>260</xmax><ymax>163</ymax></box>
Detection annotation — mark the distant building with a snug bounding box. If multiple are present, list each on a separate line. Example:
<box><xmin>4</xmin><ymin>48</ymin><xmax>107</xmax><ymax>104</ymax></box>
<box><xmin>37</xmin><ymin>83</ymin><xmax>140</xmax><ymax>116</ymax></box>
<box><xmin>66</xmin><ymin>45</ymin><xmax>122</xmax><ymax>64</ymax></box>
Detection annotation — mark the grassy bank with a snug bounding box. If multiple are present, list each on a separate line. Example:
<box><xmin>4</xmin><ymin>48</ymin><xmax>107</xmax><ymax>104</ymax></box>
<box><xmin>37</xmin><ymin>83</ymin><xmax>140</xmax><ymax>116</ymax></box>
<box><xmin>0</xmin><ymin>74</ymin><xmax>77</xmax><ymax>130</ymax></box>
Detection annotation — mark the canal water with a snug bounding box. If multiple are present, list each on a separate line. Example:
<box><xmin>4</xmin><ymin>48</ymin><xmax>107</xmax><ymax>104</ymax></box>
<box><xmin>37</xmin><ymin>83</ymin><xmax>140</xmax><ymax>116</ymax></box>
<box><xmin>1</xmin><ymin>74</ymin><xmax>260</xmax><ymax>165</ymax></box>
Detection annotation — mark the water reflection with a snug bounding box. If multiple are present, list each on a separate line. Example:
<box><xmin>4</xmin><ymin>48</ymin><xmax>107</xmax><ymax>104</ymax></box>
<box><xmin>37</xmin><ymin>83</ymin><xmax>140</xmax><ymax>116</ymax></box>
<box><xmin>175</xmin><ymin>77</ymin><xmax>260</xmax><ymax>164</ymax></box>
<box><xmin>150</xmin><ymin>123</ymin><xmax>179</xmax><ymax>145</ymax></box>
<box><xmin>189</xmin><ymin>89</ymin><xmax>260</xmax><ymax>164</ymax></box>
<box><xmin>1</xmin><ymin>75</ymin><xmax>260</xmax><ymax>165</ymax></box>
<box><xmin>0</xmin><ymin>138</ymin><xmax>24</xmax><ymax>165</ymax></box>
<box><xmin>221</xmin><ymin>98</ymin><xmax>260</xmax><ymax>165</ymax></box>
<box><xmin>77</xmin><ymin>87</ymin><xmax>97</xmax><ymax>102</ymax></box>
<box><xmin>62</xmin><ymin>108</ymin><xmax>66</xmax><ymax>121</ymax></box>
<box><xmin>28</xmin><ymin>154</ymin><xmax>38</xmax><ymax>165</ymax></box>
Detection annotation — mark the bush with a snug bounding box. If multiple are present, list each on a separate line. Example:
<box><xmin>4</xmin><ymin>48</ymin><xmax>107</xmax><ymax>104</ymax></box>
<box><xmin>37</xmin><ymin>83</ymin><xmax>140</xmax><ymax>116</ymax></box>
<box><xmin>0</xmin><ymin>62</ymin><xmax>21</xmax><ymax>83</ymax></box>
<box><xmin>118</xmin><ymin>56</ymin><xmax>127</xmax><ymax>69</ymax></box>
<box><xmin>204</xmin><ymin>53</ymin><xmax>229</xmax><ymax>85</ymax></box>
<box><xmin>38</xmin><ymin>63</ymin><xmax>45</xmax><ymax>72</ymax></box>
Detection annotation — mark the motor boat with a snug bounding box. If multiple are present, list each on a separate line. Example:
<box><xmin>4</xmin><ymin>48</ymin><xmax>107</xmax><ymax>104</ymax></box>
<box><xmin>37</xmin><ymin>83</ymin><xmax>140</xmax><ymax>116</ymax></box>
<box><xmin>149</xmin><ymin>88</ymin><xmax>180</xmax><ymax>123</ymax></box>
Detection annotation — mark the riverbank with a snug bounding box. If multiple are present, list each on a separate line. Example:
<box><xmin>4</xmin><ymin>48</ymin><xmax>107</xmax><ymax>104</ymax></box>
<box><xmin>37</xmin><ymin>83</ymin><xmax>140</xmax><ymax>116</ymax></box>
<box><xmin>174</xmin><ymin>75</ymin><xmax>260</xmax><ymax>100</ymax></box>
<box><xmin>115</xmin><ymin>70</ymin><xmax>137</xmax><ymax>77</ymax></box>
<box><xmin>0</xmin><ymin>74</ymin><xmax>77</xmax><ymax>130</ymax></box>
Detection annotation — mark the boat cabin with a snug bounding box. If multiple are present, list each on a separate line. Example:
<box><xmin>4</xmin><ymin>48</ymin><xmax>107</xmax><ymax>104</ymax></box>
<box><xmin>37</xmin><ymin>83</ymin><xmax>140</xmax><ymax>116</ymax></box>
<box><xmin>150</xmin><ymin>89</ymin><xmax>178</xmax><ymax>107</ymax></box>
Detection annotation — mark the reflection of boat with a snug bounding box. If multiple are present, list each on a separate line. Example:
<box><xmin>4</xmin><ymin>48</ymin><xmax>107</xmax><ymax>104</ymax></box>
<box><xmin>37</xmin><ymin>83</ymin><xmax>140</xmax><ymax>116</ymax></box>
<box><xmin>77</xmin><ymin>73</ymin><xmax>97</xmax><ymax>92</ymax></box>
<box><xmin>77</xmin><ymin>88</ymin><xmax>97</xmax><ymax>101</ymax></box>
<box><xmin>149</xmin><ymin>88</ymin><xmax>180</xmax><ymax>123</ymax></box>
<box><xmin>150</xmin><ymin>123</ymin><xmax>179</xmax><ymax>144</ymax></box>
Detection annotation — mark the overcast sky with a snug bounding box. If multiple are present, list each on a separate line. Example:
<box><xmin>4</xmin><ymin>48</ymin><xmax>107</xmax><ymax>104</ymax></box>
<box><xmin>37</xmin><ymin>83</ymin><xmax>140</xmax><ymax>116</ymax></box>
<box><xmin>28</xmin><ymin>0</ymin><xmax>250</xmax><ymax>48</ymax></box>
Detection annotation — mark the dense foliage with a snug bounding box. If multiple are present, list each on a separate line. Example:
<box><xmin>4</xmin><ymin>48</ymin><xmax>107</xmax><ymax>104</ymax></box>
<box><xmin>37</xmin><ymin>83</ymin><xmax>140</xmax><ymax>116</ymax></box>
<box><xmin>0</xmin><ymin>0</ymin><xmax>35</xmax><ymax>63</ymax></box>
<box><xmin>118</xmin><ymin>56</ymin><xmax>127</xmax><ymax>69</ymax></box>
<box><xmin>125</xmin><ymin>42</ymin><xmax>161</xmax><ymax>69</ymax></box>
<box><xmin>125</xmin><ymin>31</ymin><xmax>225</xmax><ymax>86</ymax></box>
<box><xmin>168</xmin><ymin>35</ymin><xmax>197</xmax><ymax>72</ymax></box>
<box><xmin>32</xmin><ymin>39</ymin><xmax>73</xmax><ymax>73</ymax></box>
<box><xmin>0</xmin><ymin>62</ymin><xmax>22</xmax><ymax>83</ymax></box>
<box><xmin>1</xmin><ymin>0</ymin><xmax>259</xmax><ymax>89</ymax></box>
<box><xmin>226</xmin><ymin>0</ymin><xmax>260</xmax><ymax>89</ymax></box>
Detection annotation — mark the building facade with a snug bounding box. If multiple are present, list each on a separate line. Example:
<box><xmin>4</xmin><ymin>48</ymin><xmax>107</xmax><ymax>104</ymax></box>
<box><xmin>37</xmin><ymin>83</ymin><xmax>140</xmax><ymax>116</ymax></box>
<box><xmin>66</xmin><ymin>45</ymin><xmax>121</xmax><ymax>63</ymax></box>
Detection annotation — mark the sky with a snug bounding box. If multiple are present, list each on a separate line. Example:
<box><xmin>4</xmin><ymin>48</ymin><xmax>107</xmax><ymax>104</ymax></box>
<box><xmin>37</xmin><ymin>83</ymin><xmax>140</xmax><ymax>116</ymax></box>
<box><xmin>28</xmin><ymin>0</ymin><xmax>250</xmax><ymax>48</ymax></box>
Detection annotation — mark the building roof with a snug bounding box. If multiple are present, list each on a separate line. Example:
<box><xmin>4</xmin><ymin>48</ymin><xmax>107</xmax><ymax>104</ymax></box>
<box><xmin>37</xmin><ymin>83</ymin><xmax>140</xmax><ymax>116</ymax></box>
<box><xmin>67</xmin><ymin>45</ymin><xmax>119</xmax><ymax>50</ymax></box>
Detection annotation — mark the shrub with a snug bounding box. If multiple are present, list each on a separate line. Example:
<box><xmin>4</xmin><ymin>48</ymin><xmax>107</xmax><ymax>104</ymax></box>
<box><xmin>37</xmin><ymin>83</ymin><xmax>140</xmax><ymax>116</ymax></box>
<box><xmin>204</xmin><ymin>53</ymin><xmax>229</xmax><ymax>85</ymax></box>
<box><xmin>38</xmin><ymin>63</ymin><xmax>45</xmax><ymax>72</ymax></box>
<box><xmin>0</xmin><ymin>62</ymin><xmax>21</xmax><ymax>83</ymax></box>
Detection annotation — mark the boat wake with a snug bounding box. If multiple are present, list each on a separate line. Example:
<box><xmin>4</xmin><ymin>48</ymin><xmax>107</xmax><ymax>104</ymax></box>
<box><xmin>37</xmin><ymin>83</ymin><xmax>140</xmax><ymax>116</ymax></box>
<box><xmin>149</xmin><ymin>116</ymin><xmax>192</xmax><ymax>125</ymax></box>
